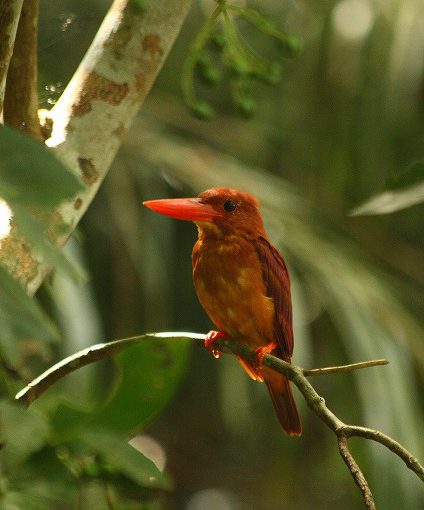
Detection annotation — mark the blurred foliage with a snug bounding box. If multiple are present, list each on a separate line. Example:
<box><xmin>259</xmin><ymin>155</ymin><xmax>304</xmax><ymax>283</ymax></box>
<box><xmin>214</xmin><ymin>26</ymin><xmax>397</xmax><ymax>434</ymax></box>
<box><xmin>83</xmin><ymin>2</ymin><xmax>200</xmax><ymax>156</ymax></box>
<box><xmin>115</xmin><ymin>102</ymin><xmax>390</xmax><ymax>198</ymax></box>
<box><xmin>181</xmin><ymin>1</ymin><xmax>300</xmax><ymax>119</ymax></box>
<box><xmin>351</xmin><ymin>161</ymin><xmax>424</xmax><ymax>215</ymax></box>
<box><xmin>0</xmin><ymin>0</ymin><xmax>423</xmax><ymax>509</ymax></box>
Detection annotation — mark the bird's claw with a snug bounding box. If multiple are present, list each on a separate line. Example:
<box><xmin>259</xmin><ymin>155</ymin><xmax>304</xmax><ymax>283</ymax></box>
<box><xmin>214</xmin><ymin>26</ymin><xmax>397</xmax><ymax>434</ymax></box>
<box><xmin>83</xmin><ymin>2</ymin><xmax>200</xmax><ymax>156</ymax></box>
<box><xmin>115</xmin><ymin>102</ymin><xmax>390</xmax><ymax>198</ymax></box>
<box><xmin>254</xmin><ymin>342</ymin><xmax>277</xmax><ymax>370</ymax></box>
<box><xmin>204</xmin><ymin>330</ymin><xmax>226</xmax><ymax>359</ymax></box>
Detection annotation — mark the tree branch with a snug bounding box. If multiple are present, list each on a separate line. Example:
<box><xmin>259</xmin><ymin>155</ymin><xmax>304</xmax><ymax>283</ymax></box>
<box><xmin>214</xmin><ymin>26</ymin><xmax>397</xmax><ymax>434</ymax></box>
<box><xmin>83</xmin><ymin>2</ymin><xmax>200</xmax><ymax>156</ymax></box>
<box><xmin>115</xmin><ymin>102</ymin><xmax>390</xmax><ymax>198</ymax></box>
<box><xmin>0</xmin><ymin>0</ymin><xmax>193</xmax><ymax>294</ymax></box>
<box><xmin>14</xmin><ymin>331</ymin><xmax>424</xmax><ymax>509</ymax></box>
<box><xmin>303</xmin><ymin>359</ymin><xmax>389</xmax><ymax>376</ymax></box>
<box><xmin>341</xmin><ymin>425</ymin><xmax>424</xmax><ymax>482</ymax></box>
<box><xmin>0</xmin><ymin>0</ymin><xmax>23</xmax><ymax>113</ymax></box>
<box><xmin>3</xmin><ymin>0</ymin><xmax>43</xmax><ymax>140</ymax></box>
<box><xmin>338</xmin><ymin>435</ymin><xmax>376</xmax><ymax>510</ymax></box>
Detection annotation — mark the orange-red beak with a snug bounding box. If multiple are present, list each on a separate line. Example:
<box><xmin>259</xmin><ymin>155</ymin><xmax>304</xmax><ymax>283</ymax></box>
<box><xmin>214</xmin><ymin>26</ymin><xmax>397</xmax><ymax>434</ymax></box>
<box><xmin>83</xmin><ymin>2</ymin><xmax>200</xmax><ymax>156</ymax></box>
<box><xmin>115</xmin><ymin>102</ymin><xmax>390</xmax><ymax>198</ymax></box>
<box><xmin>143</xmin><ymin>198</ymin><xmax>222</xmax><ymax>222</ymax></box>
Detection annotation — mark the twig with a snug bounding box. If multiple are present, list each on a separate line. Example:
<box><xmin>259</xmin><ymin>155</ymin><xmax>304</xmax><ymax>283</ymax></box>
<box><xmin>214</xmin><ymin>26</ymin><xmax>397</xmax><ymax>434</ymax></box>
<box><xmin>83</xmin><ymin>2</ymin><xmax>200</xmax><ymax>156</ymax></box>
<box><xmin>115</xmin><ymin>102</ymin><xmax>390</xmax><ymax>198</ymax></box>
<box><xmin>14</xmin><ymin>331</ymin><xmax>424</xmax><ymax>510</ymax></box>
<box><xmin>15</xmin><ymin>335</ymin><xmax>143</xmax><ymax>404</ymax></box>
<box><xmin>338</xmin><ymin>435</ymin><xmax>376</xmax><ymax>510</ymax></box>
<box><xmin>341</xmin><ymin>425</ymin><xmax>424</xmax><ymax>482</ymax></box>
<box><xmin>3</xmin><ymin>0</ymin><xmax>43</xmax><ymax>140</ymax></box>
<box><xmin>303</xmin><ymin>359</ymin><xmax>389</xmax><ymax>377</ymax></box>
<box><xmin>0</xmin><ymin>0</ymin><xmax>24</xmax><ymax>113</ymax></box>
<box><xmin>15</xmin><ymin>333</ymin><xmax>204</xmax><ymax>405</ymax></box>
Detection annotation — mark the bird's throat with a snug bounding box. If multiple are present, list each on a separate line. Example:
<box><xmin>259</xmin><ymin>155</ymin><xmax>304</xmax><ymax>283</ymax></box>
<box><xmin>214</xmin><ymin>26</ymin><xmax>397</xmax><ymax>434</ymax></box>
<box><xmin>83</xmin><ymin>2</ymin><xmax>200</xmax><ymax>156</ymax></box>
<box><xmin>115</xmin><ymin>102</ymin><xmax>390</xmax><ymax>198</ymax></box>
<box><xmin>195</xmin><ymin>221</ymin><xmax>224</xmax><ymax>240</ymax></box>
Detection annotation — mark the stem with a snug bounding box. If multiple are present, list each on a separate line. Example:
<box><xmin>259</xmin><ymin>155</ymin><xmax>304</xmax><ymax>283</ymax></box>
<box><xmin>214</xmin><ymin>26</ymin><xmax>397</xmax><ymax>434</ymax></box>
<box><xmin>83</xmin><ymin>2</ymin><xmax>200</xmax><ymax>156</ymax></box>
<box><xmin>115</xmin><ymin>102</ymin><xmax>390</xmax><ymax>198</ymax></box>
<box><xmin>181</xmin><ymin>5</ymin><xmax>222</xmax><ymax>107</ymax></box>
<box><xmin>0</xmin><ymin>0</ymin><xmax>24</xmax><ymax>113</ymax></box>
<box><xmin>3</xmin><ymin>0</ymin><xmax>43</xmax><ymax>140</ymax></box>
<box><xmin>303</xmin><ymin>359</ymin><xmax>389</xmax><ymax>377</ymax></box>
<box><xmin>338</xmin><ymin>435</ymin><xmax>376</xmax><ymax>510</ymax></box>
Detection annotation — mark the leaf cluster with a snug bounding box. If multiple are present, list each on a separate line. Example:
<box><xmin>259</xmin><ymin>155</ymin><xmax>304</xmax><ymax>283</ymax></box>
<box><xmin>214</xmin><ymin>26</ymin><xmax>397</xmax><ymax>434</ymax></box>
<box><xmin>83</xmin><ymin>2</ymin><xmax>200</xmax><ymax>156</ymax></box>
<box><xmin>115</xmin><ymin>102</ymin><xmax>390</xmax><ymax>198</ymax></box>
<box><xmin>181</xmin><ymin>1</ymin><xmax>301</xmax><ymax>119</ymax></box>
<box><xmin>0</xmin><ymin>127</ymin><xmax>190</xmax><ymax>508</ymax></box>
<box><xmin>0</xmin><ymin>126</ymin><xmax>84</xmax><ymax>368</ymax></box>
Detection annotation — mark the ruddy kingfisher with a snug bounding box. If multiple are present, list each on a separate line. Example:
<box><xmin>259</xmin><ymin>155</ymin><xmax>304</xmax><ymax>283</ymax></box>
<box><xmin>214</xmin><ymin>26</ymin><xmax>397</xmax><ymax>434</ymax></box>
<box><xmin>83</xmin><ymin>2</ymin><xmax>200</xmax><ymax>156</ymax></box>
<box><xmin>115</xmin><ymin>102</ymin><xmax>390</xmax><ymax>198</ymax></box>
<box><xmin>144</xmin><ymin>188</ymin><xmax>301</xmax><ymax>436</ymax></box>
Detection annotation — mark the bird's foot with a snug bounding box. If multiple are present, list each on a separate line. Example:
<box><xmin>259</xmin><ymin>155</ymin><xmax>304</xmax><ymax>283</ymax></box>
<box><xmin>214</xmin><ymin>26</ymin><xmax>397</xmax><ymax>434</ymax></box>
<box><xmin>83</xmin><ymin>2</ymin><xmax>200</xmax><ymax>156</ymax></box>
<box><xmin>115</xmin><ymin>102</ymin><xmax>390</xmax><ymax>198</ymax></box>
<box><xmin>204</xmin><ymin>330</ymin><xmax>226</xmax><ymax>359</ymax></box>
<box><xmin>254</xmin><ymin>341</ymin><xmax>278</xmax><ymax>370</ymax></box>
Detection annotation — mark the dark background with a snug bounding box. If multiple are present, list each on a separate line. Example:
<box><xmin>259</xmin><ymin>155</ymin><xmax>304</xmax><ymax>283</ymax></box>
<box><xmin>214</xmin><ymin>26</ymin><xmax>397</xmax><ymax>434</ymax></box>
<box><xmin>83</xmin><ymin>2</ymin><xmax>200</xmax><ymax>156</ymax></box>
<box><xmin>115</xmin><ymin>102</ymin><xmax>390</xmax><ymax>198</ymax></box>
<box><xmin>28</xmin><ymin>0</ymin><xmax>424</xmax><ymax>508</ymax></box>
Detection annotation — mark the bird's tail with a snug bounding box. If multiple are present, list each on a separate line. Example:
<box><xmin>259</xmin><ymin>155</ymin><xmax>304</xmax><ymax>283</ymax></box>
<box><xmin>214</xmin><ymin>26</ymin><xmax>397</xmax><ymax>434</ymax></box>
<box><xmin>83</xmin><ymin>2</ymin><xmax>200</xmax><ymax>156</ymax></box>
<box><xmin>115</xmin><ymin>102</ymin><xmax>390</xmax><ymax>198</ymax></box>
<box><xmin>263</xmin><ymin>367</ymin><xmax>302</xmax><ymax>436</ymax></box>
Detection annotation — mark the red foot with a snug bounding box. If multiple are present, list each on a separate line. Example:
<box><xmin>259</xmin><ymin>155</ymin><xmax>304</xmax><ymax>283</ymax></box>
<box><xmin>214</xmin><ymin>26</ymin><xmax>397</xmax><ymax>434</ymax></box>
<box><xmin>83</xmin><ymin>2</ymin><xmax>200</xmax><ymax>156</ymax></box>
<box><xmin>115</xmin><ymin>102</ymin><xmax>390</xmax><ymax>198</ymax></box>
<box><xmin>254</xmin><ymin>341</ymin><xmax>278</xmax><ymax>370</ymax></box>
<box><xmin>204</xmin><ymin>330</ymin><xmax>226</xmax><ymax>359</ymax></box>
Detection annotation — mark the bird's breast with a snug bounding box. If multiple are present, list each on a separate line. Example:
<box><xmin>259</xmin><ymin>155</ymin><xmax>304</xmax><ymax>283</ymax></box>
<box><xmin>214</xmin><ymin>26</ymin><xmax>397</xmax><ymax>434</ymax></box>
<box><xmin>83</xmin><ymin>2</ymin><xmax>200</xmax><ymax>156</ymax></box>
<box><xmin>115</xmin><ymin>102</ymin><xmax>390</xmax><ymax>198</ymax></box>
<box><xmin>192</xmin><ymin>237</ymin><xmax>274</xmax><ymax>346</ymax></box>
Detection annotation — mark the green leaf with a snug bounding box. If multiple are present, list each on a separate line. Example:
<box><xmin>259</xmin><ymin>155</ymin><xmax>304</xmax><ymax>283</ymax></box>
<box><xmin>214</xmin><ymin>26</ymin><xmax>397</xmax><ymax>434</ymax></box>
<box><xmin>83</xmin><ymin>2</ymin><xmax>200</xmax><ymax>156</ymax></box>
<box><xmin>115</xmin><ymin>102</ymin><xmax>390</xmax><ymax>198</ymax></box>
<box><xmin>0</xmin><ymin>400</ymin><xmax>49</xmax><ymax>466</ymax></box>
<box><xmin>48</xmin><ymin>400</ymin><xmax>91</xmax><ymax>443</ymax></box>
<box><xmin>190</xmin><ymin>101</ymin><xmax>215</xmax><ymax>120</ymax></box>
<box><xmin>90</xmin><ymin>338</ymin><xmax>190</xmax><ymax>434</ymax></box>
<box><xmin>15</xmin><ymin>333</ymin><xmax>192</xmax><ymax>436</ymax></box>
<box><xmin>0</xmin><ymin>265</ymin><xmax>58</xmax><ymax>363</ymax></box>
<box><xmin>0</xmin><ymin>126</ymin><xmax>84</xmax><ymax>211</ymax></box>
<box><xmin>22</xmin><ymin>446</ymin><xmax>79</xmax><ymax>500</ymax></box>
<box><xmin>82</xmin><ymin>429</ymin><xmax>172</xmax><ymax>490</ymax></box>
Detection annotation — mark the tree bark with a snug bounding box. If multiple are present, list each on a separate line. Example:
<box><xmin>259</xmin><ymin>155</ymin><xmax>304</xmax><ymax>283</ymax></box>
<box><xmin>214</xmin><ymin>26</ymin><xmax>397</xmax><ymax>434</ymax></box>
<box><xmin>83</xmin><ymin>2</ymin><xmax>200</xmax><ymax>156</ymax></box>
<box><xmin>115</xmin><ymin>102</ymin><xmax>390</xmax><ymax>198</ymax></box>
<box><xmin>0</xmin><ymin>0</ymin><xmax>23</xmax><ymax>114</ymax></box>
<box><xmin>3</xmin><ymin>0</ymin><xmax>42</xmax><ymax>140</ymax></box>
<box><xmin>0</xmin><ymin>0</ymin><xmax>193</xmax><ymax>294</ymax></box>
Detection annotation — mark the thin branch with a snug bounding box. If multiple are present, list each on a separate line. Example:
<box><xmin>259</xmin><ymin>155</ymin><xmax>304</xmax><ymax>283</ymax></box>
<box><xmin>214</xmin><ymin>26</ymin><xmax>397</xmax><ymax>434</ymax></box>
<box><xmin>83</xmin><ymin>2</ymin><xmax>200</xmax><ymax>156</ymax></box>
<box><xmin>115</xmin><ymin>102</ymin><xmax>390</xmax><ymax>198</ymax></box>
<box><xmin>338</xmin><ymin>435</ymin><xmax>376</xmax><ymax>510</ymax></box>
<box><xmin>15</xmin><ymin>336</ymin><xmax>143</xmax><ymax>405</ymax></box>
<box><xmin>14</xmin><ymin>331</ymin><xmax>424</xmax><ymax>510</ymax></box>
<box><xmin>3</xmin><ymin>0</ymin><xmax>43</xmax><ymax>140</ymax></box>
<box><xmin>303</xmin><ymin>359</ymin><xmax>389</xmax><ymax>377</ymax></box>
<box><xmin>15</xmin><ymin>333</ymin><xmax>204</xmax><ymax>405</ymax></box>
<box><xmin>0</xmin><ymin>0</ymin><xmax>24</xmax><ymax>113</ymax></box>
<box><xmin>342</xmin><ymin>425</ymin><xmax>424</xmax><ymax>482</ymax></box>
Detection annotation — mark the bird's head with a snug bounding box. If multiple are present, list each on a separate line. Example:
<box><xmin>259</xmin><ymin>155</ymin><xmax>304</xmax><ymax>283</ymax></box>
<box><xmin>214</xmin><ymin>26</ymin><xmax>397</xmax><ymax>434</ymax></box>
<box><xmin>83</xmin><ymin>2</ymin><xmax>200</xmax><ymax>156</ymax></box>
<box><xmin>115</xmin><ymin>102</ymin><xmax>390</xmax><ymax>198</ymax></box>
<box><xmin>143</xmin><ymin>188</ymin><xmax>265</xmax><ymax>237</ymax></box>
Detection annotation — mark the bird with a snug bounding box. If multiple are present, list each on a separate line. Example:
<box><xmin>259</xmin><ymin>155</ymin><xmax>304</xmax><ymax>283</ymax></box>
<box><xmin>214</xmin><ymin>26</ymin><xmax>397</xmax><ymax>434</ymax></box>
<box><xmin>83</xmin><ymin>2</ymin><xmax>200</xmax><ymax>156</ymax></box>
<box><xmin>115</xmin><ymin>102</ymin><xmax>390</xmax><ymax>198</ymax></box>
<box><xmin>143</xmin><ymin>187</ymin><xmax>301</xmax><ymax>436</ymax></box>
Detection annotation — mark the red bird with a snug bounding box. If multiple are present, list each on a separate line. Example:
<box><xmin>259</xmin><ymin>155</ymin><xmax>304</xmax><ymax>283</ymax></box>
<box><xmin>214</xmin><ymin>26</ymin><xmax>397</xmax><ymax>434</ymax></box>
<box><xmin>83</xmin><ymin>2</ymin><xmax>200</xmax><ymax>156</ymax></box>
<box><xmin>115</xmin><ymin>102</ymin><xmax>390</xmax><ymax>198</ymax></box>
<box><xmin>144</xmin><ymin>188</ymin><xmax>301</xmax><ymax>436</ymax></box>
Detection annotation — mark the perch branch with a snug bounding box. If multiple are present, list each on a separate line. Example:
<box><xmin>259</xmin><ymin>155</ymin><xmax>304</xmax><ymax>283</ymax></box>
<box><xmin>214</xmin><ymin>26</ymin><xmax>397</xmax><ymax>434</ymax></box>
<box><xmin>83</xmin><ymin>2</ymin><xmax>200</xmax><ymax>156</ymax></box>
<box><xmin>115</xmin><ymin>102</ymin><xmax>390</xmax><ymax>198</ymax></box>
<box><xmin>0</xmin><ymin>0</ymin><xmax>24</xmax><ymax>113</ymax></box>
<box><xmin>15</xmin><ymin>332</ymin><xmax>424</xmax><ymax>510</ymax></box>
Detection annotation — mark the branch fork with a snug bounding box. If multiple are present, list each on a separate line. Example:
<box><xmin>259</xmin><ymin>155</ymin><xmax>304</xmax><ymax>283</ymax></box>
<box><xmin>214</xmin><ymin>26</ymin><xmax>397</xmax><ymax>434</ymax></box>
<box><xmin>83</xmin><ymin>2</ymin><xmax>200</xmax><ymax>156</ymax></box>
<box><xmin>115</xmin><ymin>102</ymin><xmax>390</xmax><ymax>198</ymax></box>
<box><xmin>14</xmin><ymin>332</ymin><xmax>424</xmax><ymax>510</ymax></box>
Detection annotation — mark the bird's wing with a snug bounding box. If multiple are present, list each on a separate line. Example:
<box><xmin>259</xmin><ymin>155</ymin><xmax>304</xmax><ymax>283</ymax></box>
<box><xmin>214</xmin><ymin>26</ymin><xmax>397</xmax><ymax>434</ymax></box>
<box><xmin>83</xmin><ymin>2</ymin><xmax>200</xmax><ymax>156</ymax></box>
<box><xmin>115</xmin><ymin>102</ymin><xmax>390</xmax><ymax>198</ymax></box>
<box><xmin>255</xmin><ymin>236</ymin><xmax>294</xmax><ymax>359</ymax></box>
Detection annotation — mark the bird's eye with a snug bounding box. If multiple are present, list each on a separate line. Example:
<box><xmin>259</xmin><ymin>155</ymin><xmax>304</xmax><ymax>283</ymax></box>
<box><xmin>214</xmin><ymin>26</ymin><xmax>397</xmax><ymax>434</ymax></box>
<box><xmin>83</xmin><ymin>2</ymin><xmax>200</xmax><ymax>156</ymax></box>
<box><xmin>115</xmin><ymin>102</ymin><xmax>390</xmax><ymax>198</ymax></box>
<box><xmin>223</xmin><ymin>200</ymin><xmax>237</xmax><ymax>212</ymax></box>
